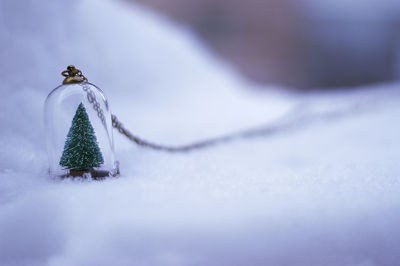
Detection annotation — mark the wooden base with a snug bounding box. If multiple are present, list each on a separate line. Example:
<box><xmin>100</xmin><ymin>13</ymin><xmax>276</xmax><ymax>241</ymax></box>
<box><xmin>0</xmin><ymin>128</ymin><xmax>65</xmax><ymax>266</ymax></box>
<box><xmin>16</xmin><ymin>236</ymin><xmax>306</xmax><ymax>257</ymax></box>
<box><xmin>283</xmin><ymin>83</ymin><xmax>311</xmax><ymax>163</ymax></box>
<box><xmin>65</xmin><ymin>169</ymin><xmax>111</xmax><ymax>179</ymax></box>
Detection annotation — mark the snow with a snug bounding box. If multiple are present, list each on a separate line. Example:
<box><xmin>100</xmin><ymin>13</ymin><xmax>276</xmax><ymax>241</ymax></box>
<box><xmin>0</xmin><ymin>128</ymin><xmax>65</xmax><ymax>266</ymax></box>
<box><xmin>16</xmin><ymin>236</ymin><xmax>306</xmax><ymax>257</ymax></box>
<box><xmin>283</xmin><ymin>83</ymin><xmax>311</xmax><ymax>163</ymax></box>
<box><xmin>1</xmin><ymin>0</ymin><xmax>400</xmax><ymax>265</ymax></box>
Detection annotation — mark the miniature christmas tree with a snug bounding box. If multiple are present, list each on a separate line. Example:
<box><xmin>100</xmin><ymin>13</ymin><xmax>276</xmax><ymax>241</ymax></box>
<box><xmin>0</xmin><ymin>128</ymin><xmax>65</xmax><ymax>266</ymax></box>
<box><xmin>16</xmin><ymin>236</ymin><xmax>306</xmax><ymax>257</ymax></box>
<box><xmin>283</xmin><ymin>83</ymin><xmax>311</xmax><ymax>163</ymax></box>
<box><xmin>59</xmin><ymin>103</ymin><xmax>104</xmax><ymax>172</ymax></box>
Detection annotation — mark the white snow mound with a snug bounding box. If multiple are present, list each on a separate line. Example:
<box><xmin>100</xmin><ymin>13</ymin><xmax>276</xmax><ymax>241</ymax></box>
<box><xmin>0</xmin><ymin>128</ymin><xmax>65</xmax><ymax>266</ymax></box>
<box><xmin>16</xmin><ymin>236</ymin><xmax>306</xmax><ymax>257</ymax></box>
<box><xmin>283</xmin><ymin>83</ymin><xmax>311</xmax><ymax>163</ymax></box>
<box><xmin>0</xmin><ymin>0</ymin><xmax>400</xmax><ymax>266</ymax></box>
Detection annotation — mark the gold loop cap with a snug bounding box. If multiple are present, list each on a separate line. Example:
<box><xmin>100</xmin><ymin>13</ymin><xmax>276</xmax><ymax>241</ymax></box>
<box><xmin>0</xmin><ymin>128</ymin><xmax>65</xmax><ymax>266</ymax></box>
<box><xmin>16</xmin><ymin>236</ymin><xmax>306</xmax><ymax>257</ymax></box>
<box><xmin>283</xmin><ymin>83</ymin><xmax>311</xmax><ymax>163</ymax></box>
<box><xmin>62</xmin><ymin>65</ymin><xmax>88</xmax><ymax>84</ymax></box>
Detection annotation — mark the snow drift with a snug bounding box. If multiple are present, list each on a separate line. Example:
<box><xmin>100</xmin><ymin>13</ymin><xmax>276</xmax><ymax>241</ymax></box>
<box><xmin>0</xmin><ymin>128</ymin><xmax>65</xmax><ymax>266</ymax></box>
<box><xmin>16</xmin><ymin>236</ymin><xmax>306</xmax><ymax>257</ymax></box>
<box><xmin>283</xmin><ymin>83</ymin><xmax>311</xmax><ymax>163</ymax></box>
<box><xmin>0</xmin><ymin>0</ymin><xmax>400</xmax><ymax>265</ymax></box>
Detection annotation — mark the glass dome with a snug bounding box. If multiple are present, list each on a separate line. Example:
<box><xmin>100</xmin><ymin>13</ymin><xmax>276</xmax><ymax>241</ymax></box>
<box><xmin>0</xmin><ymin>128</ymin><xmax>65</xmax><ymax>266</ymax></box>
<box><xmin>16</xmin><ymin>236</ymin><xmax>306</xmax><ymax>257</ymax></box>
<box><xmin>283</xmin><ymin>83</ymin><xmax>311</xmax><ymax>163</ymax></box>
<box><xmin>44</xmin><ymin>66</ymin><xmax>119</xmax><ymax>178</ymax></box>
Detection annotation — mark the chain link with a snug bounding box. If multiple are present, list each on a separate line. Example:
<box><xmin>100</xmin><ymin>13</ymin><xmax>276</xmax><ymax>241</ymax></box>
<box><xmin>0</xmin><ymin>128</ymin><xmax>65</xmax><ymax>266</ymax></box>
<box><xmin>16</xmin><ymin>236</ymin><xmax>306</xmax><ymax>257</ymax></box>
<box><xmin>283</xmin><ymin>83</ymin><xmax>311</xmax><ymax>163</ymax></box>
<box><xmin>82</xmin><ymin>83</ymin><xmax>106</xmax><ymax>127</ymax></box>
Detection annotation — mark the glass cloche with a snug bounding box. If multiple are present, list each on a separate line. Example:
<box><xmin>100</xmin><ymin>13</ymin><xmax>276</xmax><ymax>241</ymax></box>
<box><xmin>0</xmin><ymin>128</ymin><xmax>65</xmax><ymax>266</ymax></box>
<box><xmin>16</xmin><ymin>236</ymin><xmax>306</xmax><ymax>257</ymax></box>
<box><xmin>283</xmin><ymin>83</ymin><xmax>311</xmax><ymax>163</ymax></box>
<box><xmin>44</xmin><ymin>66</ymin><xmax>119</xmax><ymax>178</ymax></box>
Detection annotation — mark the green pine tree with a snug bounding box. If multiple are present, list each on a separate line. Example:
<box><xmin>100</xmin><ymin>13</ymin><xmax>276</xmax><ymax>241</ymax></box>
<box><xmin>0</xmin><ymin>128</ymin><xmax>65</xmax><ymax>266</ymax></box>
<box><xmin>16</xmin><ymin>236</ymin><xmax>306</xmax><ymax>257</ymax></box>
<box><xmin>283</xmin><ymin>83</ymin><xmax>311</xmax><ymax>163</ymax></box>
<box><xmin>59</xmin><ymin>103</ymin><xmax>104</xmax><ymax>171</ymax></box>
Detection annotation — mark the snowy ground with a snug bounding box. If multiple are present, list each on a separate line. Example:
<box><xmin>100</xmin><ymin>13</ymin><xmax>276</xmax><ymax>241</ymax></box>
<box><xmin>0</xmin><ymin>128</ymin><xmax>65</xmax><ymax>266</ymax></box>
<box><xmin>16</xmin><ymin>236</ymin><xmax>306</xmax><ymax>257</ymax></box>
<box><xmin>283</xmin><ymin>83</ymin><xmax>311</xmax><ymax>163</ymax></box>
<box><xmin>1</xmin><ymin>0</ymin><xmax>400</xmax><ymax>265</ymax></box>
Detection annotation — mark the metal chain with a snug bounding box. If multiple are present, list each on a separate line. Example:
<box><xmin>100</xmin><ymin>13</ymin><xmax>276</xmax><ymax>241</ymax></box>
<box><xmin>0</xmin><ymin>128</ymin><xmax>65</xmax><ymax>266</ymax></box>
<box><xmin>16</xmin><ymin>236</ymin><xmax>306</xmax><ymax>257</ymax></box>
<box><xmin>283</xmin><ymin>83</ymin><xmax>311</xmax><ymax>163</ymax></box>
<box><xmin>110</xmin><ymin>89</ymin><xmax>400</xmax><ymax>153</ymax></box>
<box><xmin>111</xmin><ymin>114</ymin><xmax>237</xmax><ymax>152</ymax></box>
<box><xmin>82</xmin><ymin>83</ymin><xmax>106</xmax><ymax>127</ymax></box>
<box><xmin>110</xmin><ymin>98</ymin><xmax>377</xmax><ymax>153</ymax></box>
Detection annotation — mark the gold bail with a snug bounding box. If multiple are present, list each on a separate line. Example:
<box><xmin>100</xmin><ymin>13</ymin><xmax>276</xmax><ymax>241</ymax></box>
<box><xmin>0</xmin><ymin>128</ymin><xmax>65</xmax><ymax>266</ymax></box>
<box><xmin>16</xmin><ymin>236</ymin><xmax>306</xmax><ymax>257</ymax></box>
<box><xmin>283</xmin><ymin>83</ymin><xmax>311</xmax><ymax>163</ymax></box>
<box><xmin>61</xmin><ymin>65</ymin><xmax>88</xmax><ymax>84</ymax></box>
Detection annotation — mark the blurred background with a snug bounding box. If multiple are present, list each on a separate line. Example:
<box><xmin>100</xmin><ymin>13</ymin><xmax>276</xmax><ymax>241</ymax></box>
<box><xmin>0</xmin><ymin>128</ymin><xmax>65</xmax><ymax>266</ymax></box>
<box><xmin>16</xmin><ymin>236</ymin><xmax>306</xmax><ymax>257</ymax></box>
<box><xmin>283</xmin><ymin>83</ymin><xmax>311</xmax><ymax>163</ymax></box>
<box><xmin>132</xmin><ymin>0</ymin><xmax>400</xmax><ymax>89</ymax></box>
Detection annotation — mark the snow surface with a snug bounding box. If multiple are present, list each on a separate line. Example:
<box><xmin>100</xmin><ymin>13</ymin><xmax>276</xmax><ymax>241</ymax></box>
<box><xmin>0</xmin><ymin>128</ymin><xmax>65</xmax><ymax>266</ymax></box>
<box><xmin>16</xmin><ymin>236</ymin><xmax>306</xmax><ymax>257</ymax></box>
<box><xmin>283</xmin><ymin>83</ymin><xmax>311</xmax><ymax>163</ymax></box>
<box><xmin>1</xmin><ymin>0</ymin><xmax>400</xmax><ymax>265</ymax></box>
